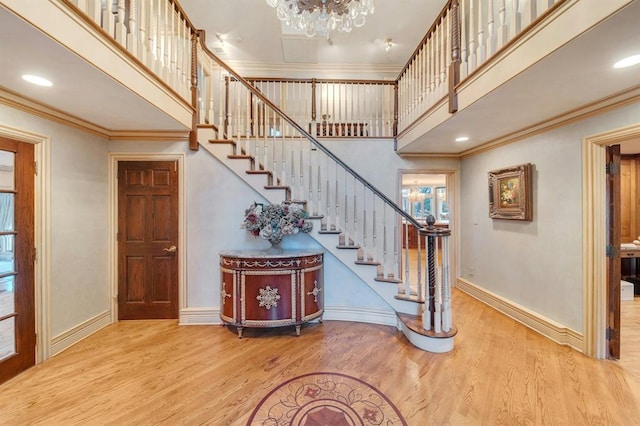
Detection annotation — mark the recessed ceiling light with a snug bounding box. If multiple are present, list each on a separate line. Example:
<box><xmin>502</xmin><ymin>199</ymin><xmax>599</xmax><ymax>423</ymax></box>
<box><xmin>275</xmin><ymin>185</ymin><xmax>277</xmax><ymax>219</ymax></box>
<box><xmin>455</xmin><ymin>136</ymin><xmax>469</xmax><ymax>142</ymax></box>
<box><xmin>22</xmin><ymin>74</ymin><xmax>53</xmax><ymax>87</ymax></box>
<box><xmin>613</xmin><ymin>54</ymin><xmax>640</xmax><ymax>69</ymax></box>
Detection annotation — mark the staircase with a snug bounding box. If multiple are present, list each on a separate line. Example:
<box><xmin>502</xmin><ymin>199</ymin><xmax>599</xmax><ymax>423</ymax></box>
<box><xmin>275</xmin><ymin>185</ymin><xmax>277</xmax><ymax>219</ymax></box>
<box><xmin>198</xmin><ymin>121</ymin><xmax>456</xmax><ymax>353</ymax></box>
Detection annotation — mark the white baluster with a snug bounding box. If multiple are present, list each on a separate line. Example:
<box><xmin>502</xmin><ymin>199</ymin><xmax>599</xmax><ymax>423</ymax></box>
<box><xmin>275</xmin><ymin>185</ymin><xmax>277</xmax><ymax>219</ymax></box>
<box><xmin>485</xmin><ymin>0</ymin><xmax>496</xmax><ymax>59</ymax></box>
<box><xmin>521</xmin><ymin>0</ymin><xmax>536</xmax><ymax>28</ymax></box>
<box><xmin>103</xmin><ymin>0</ymin><xmax>116</xmax><ymax>40</ymax></box>
<box><xmin>467</xmin><ymin>0</ymin><xmax>477</xmax><ymax>72</ymax></box>
<box><xmin>460</xmin><ymin>0</ymin><xmax>469</xmax><ymax>79</ymax></box>
<box><xmin>139</xmin><ymin>0</ymin><xmax>148</xmax><ymax>65</ymax></box>
<box><xmin>80</xmin><ymin>0</ymin><xmax>102</xmax><ymax>24</ymax></box>
<box><xmin>476</xmin><ymin>0</ymin><xmax>486</xmax><ymax>66</ymax></box>
<box><xmin>442</xmin><ymin>13</ymin><xmax>449</xmax><ymax>97</ymax></box>
<box><xmin>442</xmin><ymin>236</ymin><xmax>452</xmax><ymax>332</ymax></box>
<box><xmin>114</xmin><ymin>0</ymin><xmax>127</xmax><ymax>46</ymax></box>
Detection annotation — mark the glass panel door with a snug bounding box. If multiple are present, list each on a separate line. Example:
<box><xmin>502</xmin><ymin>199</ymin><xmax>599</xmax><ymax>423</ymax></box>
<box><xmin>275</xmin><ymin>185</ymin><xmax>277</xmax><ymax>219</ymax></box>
<box><xmin>0</xmin><ymin>137</ymin><xmax>35</xmax><ymax>384</ymax></box>
<box><xmin>0</xmin><ymin>151</ymin><xmax>16</xmax><ymax>361</ymax></box>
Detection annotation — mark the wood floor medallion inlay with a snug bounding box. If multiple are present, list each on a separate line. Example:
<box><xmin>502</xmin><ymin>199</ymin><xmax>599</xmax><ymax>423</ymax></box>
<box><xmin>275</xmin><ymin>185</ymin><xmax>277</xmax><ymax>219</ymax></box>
<box><xmin>247</xmin><ymin>372</ymin><xmax>407</xmax><ymax>425</ymax></box>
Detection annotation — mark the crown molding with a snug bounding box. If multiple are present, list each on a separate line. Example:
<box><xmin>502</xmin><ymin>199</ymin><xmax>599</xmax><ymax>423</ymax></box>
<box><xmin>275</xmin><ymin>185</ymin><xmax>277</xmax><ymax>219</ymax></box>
<box><xmin>0</xmin><ymin>88</ymin><xmax>190</xmax><ymax>142</ymax></box>
<box><xmin>459</xmin><ymin>84</ymin><xmax>640</xmax><ymax>158</ymax></box>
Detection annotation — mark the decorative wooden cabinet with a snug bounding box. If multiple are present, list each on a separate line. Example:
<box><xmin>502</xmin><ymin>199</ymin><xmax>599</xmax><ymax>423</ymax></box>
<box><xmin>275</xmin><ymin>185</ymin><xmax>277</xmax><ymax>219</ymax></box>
<box><xmin>219</xmin><ymin>249</ymin><xmax>324</xmax><ymax>337</ymax></box>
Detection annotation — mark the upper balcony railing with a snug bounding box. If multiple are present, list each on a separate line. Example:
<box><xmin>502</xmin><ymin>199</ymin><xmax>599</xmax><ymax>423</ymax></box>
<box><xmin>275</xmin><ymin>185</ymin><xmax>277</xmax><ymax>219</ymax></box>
<box><xmin>396</xmin><ymin>0</ymin><xmax>566</xmax><ymax>135</ymax></box>
<box><xmin>203</xmin><ymin>77</ymin><xmax>396</xmax><ymax>140</ymax></box>
<box><xmin>67</xmin><ymin>0</ymin><xmax>193</xmax><ymax>103</ymax></box>
<box><xmin>66</xmin><ymin>0</ymin><xmax>567</xmax><ymax>145</ymax></box>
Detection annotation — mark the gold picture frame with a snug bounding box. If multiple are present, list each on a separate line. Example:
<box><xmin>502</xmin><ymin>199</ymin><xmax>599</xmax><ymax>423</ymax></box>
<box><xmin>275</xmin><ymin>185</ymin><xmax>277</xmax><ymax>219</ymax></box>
<box><xmin>488</xmin><ymin>163</ymin><xmax>533</xmax><ymax>221</ymax></box>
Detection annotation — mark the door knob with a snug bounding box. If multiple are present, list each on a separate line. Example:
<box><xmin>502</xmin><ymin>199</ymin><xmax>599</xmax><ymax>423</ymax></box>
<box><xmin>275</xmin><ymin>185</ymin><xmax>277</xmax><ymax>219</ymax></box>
<box><xmin>163</xmin><ymin>245</ymin><xmax>177</xmax><ymax>253</ymax></box>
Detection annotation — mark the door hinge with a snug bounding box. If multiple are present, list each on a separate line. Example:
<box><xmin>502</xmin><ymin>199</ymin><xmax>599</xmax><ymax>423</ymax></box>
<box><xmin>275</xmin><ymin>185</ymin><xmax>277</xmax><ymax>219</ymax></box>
<box><xmin>34</xmin><ymin>160</ymin><xmax>38</xmax><ymax>175</ymax></box>
<box><xmin>606</xmin><ymin>244</ymin><xmax>619</xmax><ymax>258</ymax></box>
<box><xmin>606</xmin><ymin>327</ymin><xmax>616</xmax><ymax>340</ymax></box>
<box><xmin>34</xmin><ymin>247</ymin><xmax>38</xmax><ymax>263</ymax></box>
<box><xmin>605</xmin><ymin>162</ymin><xmax>620</xmax><ymax>175</ymax></box>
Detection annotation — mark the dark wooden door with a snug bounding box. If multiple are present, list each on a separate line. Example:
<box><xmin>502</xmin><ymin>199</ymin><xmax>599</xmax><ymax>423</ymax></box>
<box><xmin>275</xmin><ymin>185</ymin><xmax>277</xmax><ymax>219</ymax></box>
<box><xmin>118</xmin><ymin>161</ymin><xmax>178</xmax><ymax>320</ymax></box>
<box><xmin>0</xmin><ymin>138</ymin><xmax>35</xmax><ymax>384</ymax></box>
<box><xmin>606</xmin><ymin>144</ymin><xmax>621</xmax><ymax>359</ymax></box>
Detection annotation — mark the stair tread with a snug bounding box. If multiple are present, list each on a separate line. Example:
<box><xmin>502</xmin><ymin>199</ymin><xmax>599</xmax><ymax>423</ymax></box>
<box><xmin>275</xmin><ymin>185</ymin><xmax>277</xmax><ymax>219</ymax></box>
<box><xmin>397</xmin><ymin>312</ymin><xmax>458</xmax><ymax>338</ymax></box>
<box><xmin>228</xmin><ymin>154</ymin><xmax>253</xmax><ymax>159</ymax></box>
<box><xmin>209</xmin><ymin>139</ymin><xmax>235</xmax><ymax>144</ymax></box>
<box><xmin>197</xmin><ymin>124</ymin><xmax>219</xmax><ymax>131</ymax></box>
<box><xmin>374</xmin><ymin>276</ymin><xmax>402</xmax><ymax>284</ymax></box>
<box><xmin>336</xmin><ymin>245</ymin><xmax>360</xmax><ymax>249</ymax></box>
<box><xmin>354</xmin><ymin>260</ymin><xmax>380</xmax><ymax>266</ymax></box>
<box><xmin>246</xmin><ymin>170</ymin><xmax>272</xmax><ymax>175</ymax></box>
<box><xmin>318</xmin><ymin>230</ymin><xmax>342</xmax><ymax>234</ymax></box>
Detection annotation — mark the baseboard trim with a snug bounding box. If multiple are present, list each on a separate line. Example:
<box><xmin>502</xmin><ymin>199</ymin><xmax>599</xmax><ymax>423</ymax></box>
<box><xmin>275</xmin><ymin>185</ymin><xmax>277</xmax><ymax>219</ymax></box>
<box><xmin>50</xmin><ymin>310</ymin><xmax>112</xmax><ymax>356</ymax></box>
<box><xmin>456</xmin><ymin>278</ymin><xmax>584</xmax><ymax>352</ymax></box>
<box><xmin>322</xmin><ymin>306</ymin><xmax>397</xmax><ymax>327</ymax></box>
<box><xmin>178</xmin><ymin>306</ymin><xmax>397</xmax><ymax>328</ymax></box>
<box><xmin>179</xmin><ymin>307</ymin><xmax>222</xmax><ymax>325</ymax></box>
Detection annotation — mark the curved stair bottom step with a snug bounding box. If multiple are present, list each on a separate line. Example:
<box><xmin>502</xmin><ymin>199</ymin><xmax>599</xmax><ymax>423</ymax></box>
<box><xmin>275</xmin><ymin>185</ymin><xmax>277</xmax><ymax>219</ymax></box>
<box><xmin>396</xmin><ymin>312</ymin><xmax>457</xmax><ymax>353</ymax></box>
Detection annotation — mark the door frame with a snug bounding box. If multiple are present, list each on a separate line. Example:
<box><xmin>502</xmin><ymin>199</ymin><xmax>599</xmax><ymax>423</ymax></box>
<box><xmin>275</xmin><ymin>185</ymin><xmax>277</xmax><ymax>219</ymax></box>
<box><xmin>397</xmin><ymin>168</ymin><xmax>459</xmax><ymax>288</ymax></box>
<box><xmin>109</xmin><ymin>153</ymin><xmax>186</xmax><ymax>322</ymax></box>
<box><xmin>583</xmin><ymin>122</ymin><xmax>640</xmax><ymax>358</ymax></box>
<box><xmin>0</xmin><ymin>124</ymin><xmax>50</xmax><ymax>363</ymax></box>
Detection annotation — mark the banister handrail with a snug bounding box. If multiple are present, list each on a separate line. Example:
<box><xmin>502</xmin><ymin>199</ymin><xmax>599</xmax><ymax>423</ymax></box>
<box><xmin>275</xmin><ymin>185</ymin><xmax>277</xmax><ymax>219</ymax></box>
<box><xmin>396</xmin><ymin>0</ymin><xmax>453</xmax><ymax>81</ymax></box>
<box><xmin>195</xmin><ymin>30</ymin><xmax>422</xmax><ymax>229</ymax></box>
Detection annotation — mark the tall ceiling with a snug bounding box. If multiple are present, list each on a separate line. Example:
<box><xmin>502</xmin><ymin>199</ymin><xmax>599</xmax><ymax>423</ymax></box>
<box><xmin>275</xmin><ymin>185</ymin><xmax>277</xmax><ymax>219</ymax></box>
<box><xmin>1</xmin><ymin>0</ymin><xmax>639</xmax><ymax>153</ymax></box>
<box><xmin>178</xmin><ymin>0</ymin><xmax>447</xmax><ymax>78</ymax></box>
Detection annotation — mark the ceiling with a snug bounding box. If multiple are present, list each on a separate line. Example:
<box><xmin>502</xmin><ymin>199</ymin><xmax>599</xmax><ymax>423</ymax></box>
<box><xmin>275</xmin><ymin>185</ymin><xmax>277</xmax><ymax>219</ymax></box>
<box><xmin>178</xmin><ymin>0</ymin><xmax>447</xmax><ymax>78</ymax></box>
<box><xmin>0</xmin><ymin>0</ymin><xmax>639</xmax><ymax>153</ymax></box>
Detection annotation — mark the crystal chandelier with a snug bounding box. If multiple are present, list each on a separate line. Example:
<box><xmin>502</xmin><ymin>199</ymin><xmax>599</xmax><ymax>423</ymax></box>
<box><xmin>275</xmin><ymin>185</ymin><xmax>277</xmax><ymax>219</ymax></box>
<box><xmin>408</xmin><ymin>181</ymin><xmax>425</xmax><ymax>203</ymax></box>
<box><xmin>266</xmin><ymin>0</ymin><xmax>375</xmax><ymax>38</ymax></box>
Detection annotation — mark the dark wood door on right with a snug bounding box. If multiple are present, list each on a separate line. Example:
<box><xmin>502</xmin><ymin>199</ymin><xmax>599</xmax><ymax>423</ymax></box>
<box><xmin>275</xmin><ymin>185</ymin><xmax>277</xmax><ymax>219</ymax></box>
<box><xmin>118</xmin><ymin>161</ymin><xmax>178</xmax><ymax>320</ymax></box>
<box><xmin>606</xmin><ymin>144</ymin><xmax>621</xmax><ymax>359</ymax></box>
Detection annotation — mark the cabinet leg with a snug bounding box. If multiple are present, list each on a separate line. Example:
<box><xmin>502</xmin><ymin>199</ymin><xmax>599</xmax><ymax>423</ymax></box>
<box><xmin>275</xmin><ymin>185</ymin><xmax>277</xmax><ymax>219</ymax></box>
<box><xmin>237</xmin><ymin>327</ymin><xmax>244</xmax><ymax>338</ymax></box>
<box><xmin>295</xmin><ymin>325</ymin><xmax>301</xmax><ymax>336</ymax></box>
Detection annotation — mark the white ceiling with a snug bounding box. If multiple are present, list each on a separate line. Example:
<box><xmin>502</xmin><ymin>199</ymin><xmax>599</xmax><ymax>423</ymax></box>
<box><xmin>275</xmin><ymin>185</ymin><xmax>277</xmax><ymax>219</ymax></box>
<box><xmin>178</xmin><ymin>0</ymin><xmax>447</xmax><ymax>78</ymax></box>
<box><xmin>0</xmin><ymin>0</ymin><xmax>639</xmax><ymax>154</ymax></box>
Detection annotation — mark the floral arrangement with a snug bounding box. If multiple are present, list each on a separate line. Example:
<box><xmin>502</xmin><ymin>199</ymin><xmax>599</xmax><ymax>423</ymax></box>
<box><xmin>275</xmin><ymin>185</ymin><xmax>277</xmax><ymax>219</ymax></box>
<box><xmin>242</xmin><ymin>202</ymin><xmax>313</xmax><ymax>245</ymax></box>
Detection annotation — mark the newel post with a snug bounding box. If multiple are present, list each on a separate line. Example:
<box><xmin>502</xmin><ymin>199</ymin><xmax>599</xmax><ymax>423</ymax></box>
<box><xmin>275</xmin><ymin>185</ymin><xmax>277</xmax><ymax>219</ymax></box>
<box><xmin>420</xmin><ymin>215</ymin><xmax>455</xmax><ymax>337</ymax></box>
<box><xmin>448</xmin><ymin>0</ymin><xmax>461</xmax><ymax>113</ymax></box>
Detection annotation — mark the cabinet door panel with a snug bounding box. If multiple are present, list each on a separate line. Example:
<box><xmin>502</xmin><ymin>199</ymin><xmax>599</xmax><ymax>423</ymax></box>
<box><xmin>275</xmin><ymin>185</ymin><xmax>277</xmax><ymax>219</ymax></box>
<box><xmin>243</xmin><ymin>273</ymin><xmax>293</xmax><ymax>321</ymax></box>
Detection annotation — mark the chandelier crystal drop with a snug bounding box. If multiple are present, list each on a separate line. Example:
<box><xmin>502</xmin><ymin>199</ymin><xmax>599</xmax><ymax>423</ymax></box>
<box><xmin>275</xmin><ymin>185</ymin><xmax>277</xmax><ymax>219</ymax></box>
<box><xmin>266</xmin><ymin>0</ymin><xmax>374</xmax><ymax>38</ymax></box>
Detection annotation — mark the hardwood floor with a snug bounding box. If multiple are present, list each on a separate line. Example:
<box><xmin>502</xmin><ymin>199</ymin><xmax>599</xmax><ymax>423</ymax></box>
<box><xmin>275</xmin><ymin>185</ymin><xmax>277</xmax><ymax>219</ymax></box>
<box><xmin>621</xmin><ymin>295</ymin><xmax>640</xmax><ymax>377</ymax></box>
<box><xmin>0</xmin><ymin>290</ymin><xmax>639</xmax><ymax>425</ymax></box>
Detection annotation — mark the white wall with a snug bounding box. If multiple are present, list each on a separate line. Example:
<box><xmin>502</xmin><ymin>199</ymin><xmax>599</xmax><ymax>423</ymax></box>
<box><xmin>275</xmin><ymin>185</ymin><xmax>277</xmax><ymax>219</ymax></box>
<box><xmin>459</xmin><ymin>102</ymin><xmax>640</xmax><ymax>333</ymax></box>
<box><xmin>1</xmin><ymin>105</ymin><xmax>110</xmax><ymax>338</ymax></box>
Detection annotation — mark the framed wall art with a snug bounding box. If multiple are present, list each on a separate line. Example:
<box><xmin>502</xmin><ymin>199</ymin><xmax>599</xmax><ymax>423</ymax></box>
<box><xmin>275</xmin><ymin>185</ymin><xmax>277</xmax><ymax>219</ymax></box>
<box><xmin>488</xmin><ymin>163</ymin><xmax>533</xmax><ymax>221</ymax></box>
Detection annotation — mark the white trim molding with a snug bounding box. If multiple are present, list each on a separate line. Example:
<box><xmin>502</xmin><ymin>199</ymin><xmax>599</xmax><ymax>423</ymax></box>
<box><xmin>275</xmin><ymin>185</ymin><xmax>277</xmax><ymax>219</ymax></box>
<box><xmin>457</xmin><ymin>277</ymin><xmax>584</xmax><ymax>352</ymax></box>
<box><xmin>180</xmin><ymin>307</ymin><xmax>221</xmax><ymax>325</ymax></box>
<box><xmin>108</xmin><ymin>153</ymin><xmax>187</xmax><ymax>323</ymax></box>
<box><xmin>322</xmin><ymin>306</ymin><xmax>397</xmax><ymax>327</ymax></box>
<box><xmin>179</xmin><ymin>305</ymin><xmax>398</xmax><ymax>328</ymax></box>
<box><xmin>0</xmin><ymin>124</ymin><xmax>51</xmax><ymax>363</ymax></box>
<box><xmin>50</xmin><ymin>310</ymin><xmax>111</xmax><ymax>356</ymax></box>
